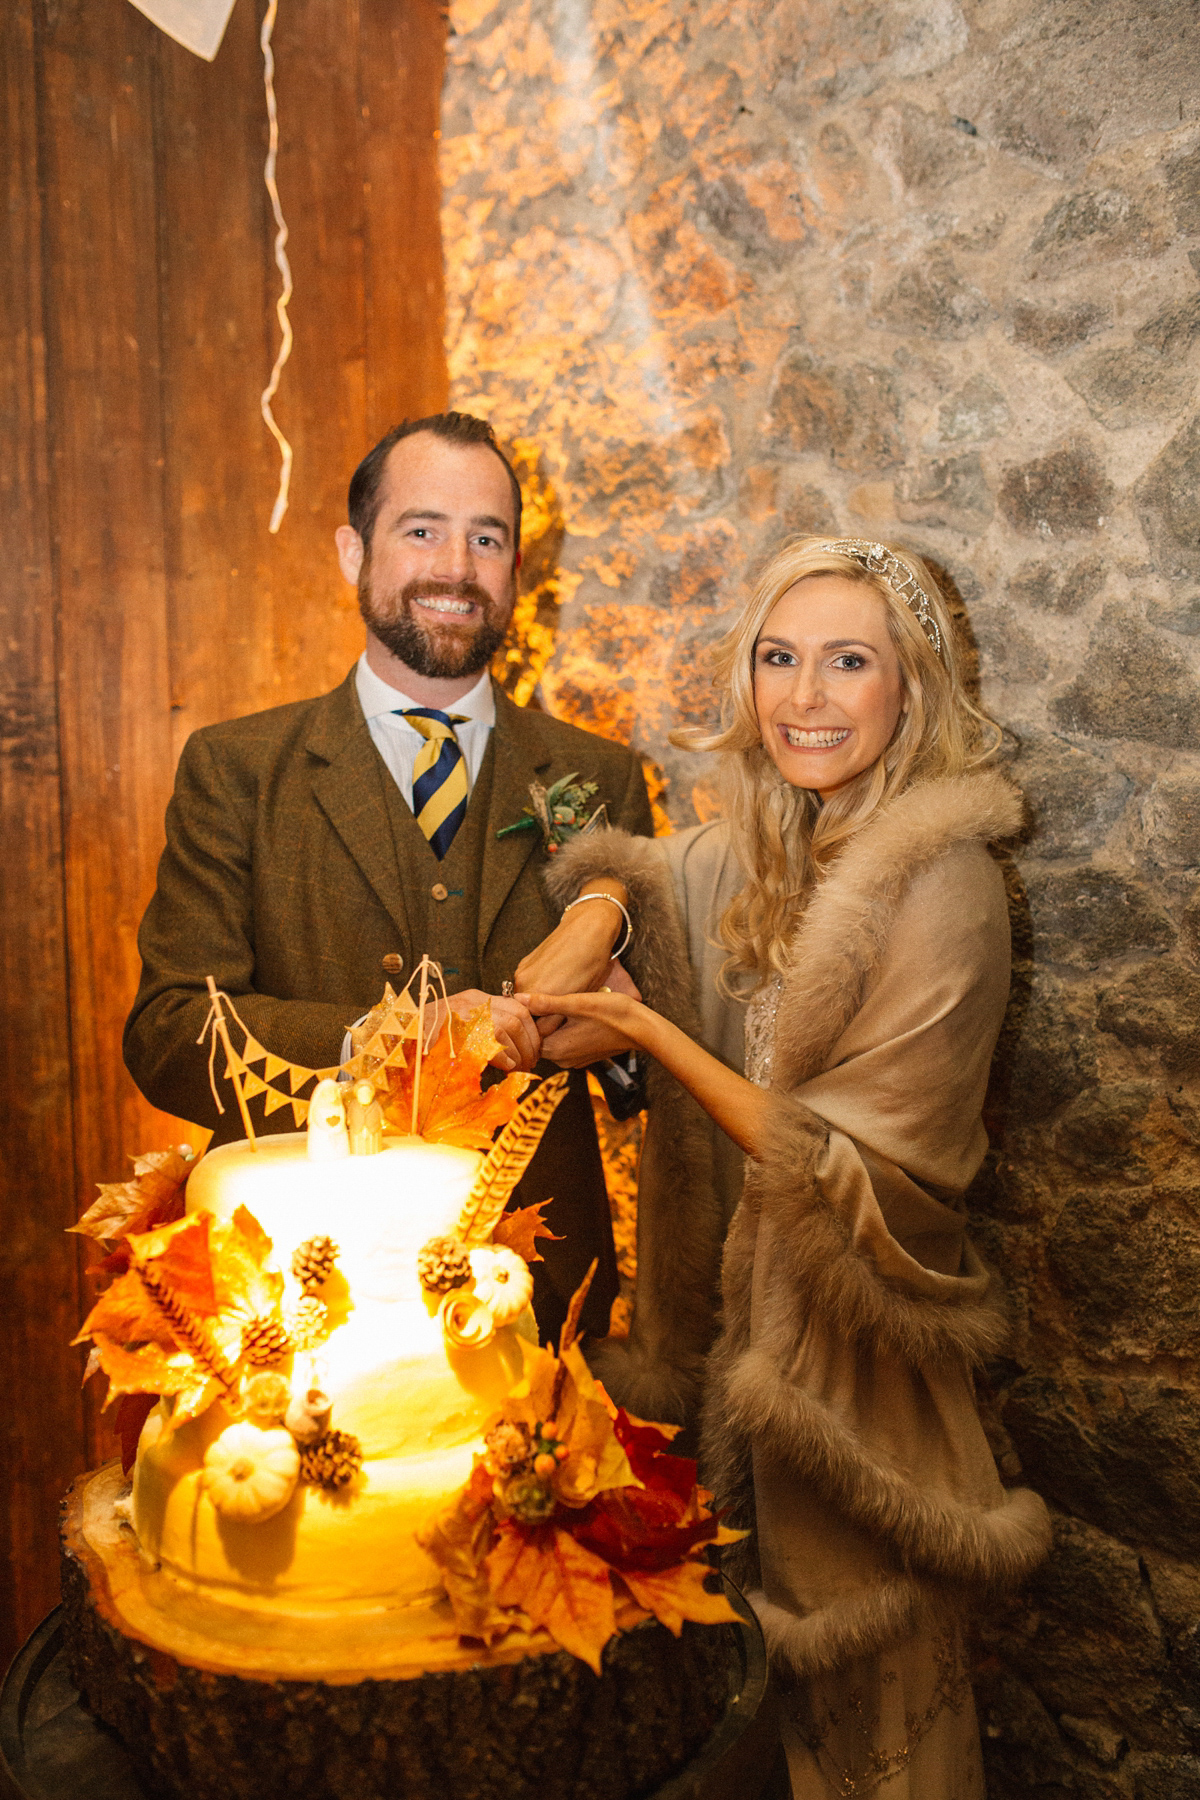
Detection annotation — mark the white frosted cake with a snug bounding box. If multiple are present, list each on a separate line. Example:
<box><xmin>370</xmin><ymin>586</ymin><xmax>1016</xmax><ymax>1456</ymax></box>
<box><xmin>131</xmin><ymin>1129</ymin><xmax>527</xmax><ymax>1627</ymax></box>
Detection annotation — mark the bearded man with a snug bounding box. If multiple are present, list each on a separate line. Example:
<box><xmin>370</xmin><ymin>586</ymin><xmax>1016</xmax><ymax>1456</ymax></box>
<box><xmin>124</xmin><ymin>412</ymin><xmax>653</xmax><ymax>1341</ymax></box>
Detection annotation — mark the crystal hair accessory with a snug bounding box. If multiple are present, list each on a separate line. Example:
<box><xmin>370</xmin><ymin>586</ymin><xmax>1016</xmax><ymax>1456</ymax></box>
<box><xmin>815</xmin><ymin>540</ymin><xmax>943</xmax><ymax>658</ymax></box>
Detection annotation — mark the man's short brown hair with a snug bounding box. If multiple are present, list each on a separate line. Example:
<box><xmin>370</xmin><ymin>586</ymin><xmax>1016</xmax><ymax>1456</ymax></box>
<box><xmin>347</xmin><ymin>413</ymin><xmax>522</xmax><ymax>557</ymax></box>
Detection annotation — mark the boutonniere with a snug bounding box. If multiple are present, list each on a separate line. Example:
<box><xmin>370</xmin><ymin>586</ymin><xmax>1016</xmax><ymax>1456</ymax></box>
<box><xmin>496</xmin><ymin>772</ymin><xmax>609</xmax><ymax>856</ymax></box>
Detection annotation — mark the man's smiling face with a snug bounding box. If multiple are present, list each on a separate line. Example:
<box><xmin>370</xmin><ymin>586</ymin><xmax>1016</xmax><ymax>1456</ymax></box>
<box><xmin>344</xmin><ymin>431</ymin><xmax>518</xmax><ymax>683</ymax></box>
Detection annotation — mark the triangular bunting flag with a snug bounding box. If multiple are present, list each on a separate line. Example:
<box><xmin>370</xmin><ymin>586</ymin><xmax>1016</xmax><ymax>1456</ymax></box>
<box><xmin>241</xmin><ymin>1036</ymin><xmax>268</xmax><ymax>1067</ymax></box>
<box><xmin>226</xmin><ymin>1048</ymin><xmax>245</xmax><ymax>1078</ymax></box>
<box><xmin>264</xmin><ymin>1053</ymin><xmax>289</xmax><ymax>1084</ymax></box>
<box><xmin>288</xmin><ymin>1063</ymin><xmax>314</xmax><ymax>1095</ymax></box>
<box><xmin>289</xmin><ymin>1097</ymin><xmax>310</xmax><ymax>1127</ymax></box>
<box><xmin>340</xmin><ymin>1053</ymin><xmax>368</xmax><ymax>1081</ymax></box>
<box><xmin>263</xmin><ymin>1086</ymin><xmax>291</xmax><ymax>1116</ymax></box>
<box><xmin>240</xmin><ymin>1069</ymin><xmax>268</xmax><ymax>1100</ymax></box>
<box><xmin>315</xmin><ymin>1067</ymin><xmax>341</xmax><ymax>1081</ymax></box>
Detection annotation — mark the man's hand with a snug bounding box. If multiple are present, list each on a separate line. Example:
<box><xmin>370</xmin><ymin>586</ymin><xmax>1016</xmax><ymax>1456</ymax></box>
<box><xmin>444</xmin><ymin>989</ymin><xmax>543</xmax><ymax>1073</ymax></box>
<box><xmin>523</xmin><ymin>962</ymin><xmax>642</xmax><ymax>1069</ymax></box>
<box><xmin>514</xmin><ymin>881</ymin><xmax>630</xmax><ymax>1026</ymax></box>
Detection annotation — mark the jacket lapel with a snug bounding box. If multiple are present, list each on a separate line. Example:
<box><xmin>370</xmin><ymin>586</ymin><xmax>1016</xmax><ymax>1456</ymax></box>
<box><xmin>477</xmin><ymin>685</ymin><xmax>554</xmax><ymax>955</ymax></box>
<box><xmin>306</xmin><ymin>672</ymin><xmax>413</xmax><ymax>956</ymax></box>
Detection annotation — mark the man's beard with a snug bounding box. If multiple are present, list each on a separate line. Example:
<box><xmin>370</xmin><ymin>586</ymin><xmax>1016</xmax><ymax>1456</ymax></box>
<box><xmin>358</xmin><ymin>572</ymin><xmax>512</xmax><ymax>680</ymax></box>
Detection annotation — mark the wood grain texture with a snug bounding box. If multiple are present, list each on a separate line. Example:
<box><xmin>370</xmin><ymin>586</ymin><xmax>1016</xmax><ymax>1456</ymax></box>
<box><xmin>0</xmin><ymin>0</ymin><xmax>449</xmax><ymax>1671</ymax></box>
<box><xmin>0</xmin><ymin>0</ymin><xmax>85</xmax><ymax>1665</ymax></box>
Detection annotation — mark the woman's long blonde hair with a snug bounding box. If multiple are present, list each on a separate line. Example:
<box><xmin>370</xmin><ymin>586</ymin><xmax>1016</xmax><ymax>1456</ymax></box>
<box><xmin>673</xmin><ymin>536</ymin><xmax>1001</xmax><ymax>989</ymax></box>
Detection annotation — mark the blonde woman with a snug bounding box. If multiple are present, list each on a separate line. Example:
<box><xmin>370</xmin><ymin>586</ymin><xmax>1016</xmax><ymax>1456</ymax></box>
<box><xmin>518</xmin><ymin>537</ymin><xmax>1051</xmax><ymax>1799</ymax></box>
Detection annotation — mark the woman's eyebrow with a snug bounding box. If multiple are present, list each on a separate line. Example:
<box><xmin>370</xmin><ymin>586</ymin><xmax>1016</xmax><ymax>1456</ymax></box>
<box><xmin>756</xmin><ymin>635</ymin><xmax>879</xmax><ymax>652</ymax></box>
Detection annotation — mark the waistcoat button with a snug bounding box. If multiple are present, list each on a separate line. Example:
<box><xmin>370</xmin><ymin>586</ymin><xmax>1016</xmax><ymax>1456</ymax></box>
<box><xmin>381</xmin><ymin>953</ymin><xmax>404</xmax><ymax>974</ymax></box>
<box><xmin>431</xmin><ymin>882</ymin><xmax>449</xmax><ymax>901</ymax></box>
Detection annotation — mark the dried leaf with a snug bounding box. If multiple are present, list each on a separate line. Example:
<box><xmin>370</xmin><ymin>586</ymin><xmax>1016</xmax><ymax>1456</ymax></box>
<box><xmin>75</xmin><ymin>1269</ymin><xmax>178</xmax><ymax>1353</ymax></box>
<box><xmin>84</xmin><ymin>1333</ymin><xmax>197</xmax><ymax>1404</ymax></box>
<box><xmin>492</xmin><ymin>1200</ymin><xmax>562</xmax><ymax>1264</ymax></box>
<box><xmin>129</xmin><ymin>1214</ymin><xmax>217</xmax><ymax>1315</ymax></box>
<box><xmin>378</xmin><ymin>1004</ymin><xmax>533</xmax><ymax>1148</ymax></box>
<box><xmin>487</xmin><ymin>1522</ymin><xmax>617</xmax><ymax>1674</ymax></box>
<box><xmin>571</xmin><ymin>1486</ymin><xmax>720</xmax><ymax>1571</ymax></box>
<box><xmin>416</xmin><ymin>1461</ymin><xmax>526</xmax><ymax>1644</ymax></box>
<box><xmin>618</xmin><ymin>1557</ymin><xmax>742</xmax><ymax>1637</ymax></box>
<box><xmin>116</xmin><ymin>1392</ymin><xmax>158</xmax><ymax>1473</ymax></box>
<box><xmin>71</xmin><ymin>1147</ymin><xmax>193</xmax><ymax>1244</ymax></box>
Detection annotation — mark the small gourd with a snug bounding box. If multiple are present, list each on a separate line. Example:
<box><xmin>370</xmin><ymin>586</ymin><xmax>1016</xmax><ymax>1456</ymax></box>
<box><xmin>468</xmin><ymin>1246</ymin><xmax>534</xmax><ymax>1327</ymax></box>
<box><xmin>203</xmin><ymin>1422</ymin><xmax>300</xmax><ymax>1522</ymax></box>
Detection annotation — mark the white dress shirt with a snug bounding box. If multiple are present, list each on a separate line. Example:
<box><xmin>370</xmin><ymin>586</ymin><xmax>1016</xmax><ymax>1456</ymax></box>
<box><xmin>355</xmin><ymin>652</ymin><xmax>496</xmax><ymax>811</ymax></box>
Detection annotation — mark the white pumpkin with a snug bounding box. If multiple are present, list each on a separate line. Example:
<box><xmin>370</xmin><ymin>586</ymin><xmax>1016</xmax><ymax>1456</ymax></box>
<box><xmin>203</xmin><ymin>1422</ymin><xmax>300</xmax><ymax>1522</ymax></box>
<box><xmin>468</xmin><ymin>1246</ymin><xmax>534</xmax><ymax>1327</ymax></box>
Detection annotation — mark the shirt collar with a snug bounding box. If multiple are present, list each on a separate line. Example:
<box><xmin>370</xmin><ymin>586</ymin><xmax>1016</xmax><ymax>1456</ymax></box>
<box><xmin>355</xmin><ymin>652</ymin><xmax>496</xmax><ymax>727</ymax></box>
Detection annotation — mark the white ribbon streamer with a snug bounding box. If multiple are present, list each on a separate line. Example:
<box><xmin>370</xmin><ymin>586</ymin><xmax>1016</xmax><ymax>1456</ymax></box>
<box><xmin>259</xmin><ymin>0</ymin><xmax>294</xmax><ymax>533</ymax></box>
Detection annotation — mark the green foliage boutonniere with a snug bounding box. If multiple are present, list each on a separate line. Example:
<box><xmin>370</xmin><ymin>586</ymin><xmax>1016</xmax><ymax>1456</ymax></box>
<box><xmin>497</xmin><ymin>773</ymin><xmax>609</xmax><ymax>857</ymax></box>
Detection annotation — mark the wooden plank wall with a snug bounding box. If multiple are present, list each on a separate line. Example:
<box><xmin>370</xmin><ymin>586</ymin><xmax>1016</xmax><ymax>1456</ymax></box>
<box><xmin>0</xmin><ymin>0</ymin><xmax>448</xmax><ymax>1669</ymax></box>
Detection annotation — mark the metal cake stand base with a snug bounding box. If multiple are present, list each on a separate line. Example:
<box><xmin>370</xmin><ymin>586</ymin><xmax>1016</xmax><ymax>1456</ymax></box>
<box><xmin>1</xmin><ymin>1583</ymin><xmax>782</xmax><ymax>1800</ymax></box>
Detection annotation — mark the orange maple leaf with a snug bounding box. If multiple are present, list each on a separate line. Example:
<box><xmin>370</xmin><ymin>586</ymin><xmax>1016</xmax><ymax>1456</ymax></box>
<box><xmin>378</xmin><ymin>1005</ymin><xmax>532</xmax><ymax>1148</ymax></box>
<box><xmin>71</xmin><ymin>1146</ymin><xmax>193</xmax><ymax>1245</ymax></box>
<box><xmin>493</xmin><ymin>1200</ymin><xmax>562</xmax><ymax>1265</ymax></box>
<box><xmin>487</xmin><ymin>1522</ymin><xmax>617</xmax><ymax>1674</ymax></box>
<box><xmin>415</xmin><ymin>1461</ymin><xmax>527</xmax><ymax>1644</ymax></box>
<box><xmin>617</xmin><ymin>1557</ymin><xmax>743</xmax><ymax>1637</ymax></box>
<box><xmin>130</xmin><ymin>1213</ymin><xmax>218</xmax><ymax>1314</ymax></box>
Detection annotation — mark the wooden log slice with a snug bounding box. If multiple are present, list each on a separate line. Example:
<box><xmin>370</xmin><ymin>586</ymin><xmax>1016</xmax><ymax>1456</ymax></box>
<box><xmin>61</xmin><ymin>1467</ymin><xmax>736</xmax><ymax>1800</ymax></box>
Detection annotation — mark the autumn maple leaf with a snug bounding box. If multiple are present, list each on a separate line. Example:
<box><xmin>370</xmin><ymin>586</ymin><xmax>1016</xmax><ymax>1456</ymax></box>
<box><xmin>71</xmin><ymin>1146</ymin><xmax>194</xmax><ymax>1263</ymax></box>
<box><xmin>617</xmin><ymin>1556</ymin><xmax>743</xmax><ymax>1637</ymax></box>
<box><xmin>377</xmin><ymin>1005</ymin><xmax>532</xmax><ymax>1148</ymax></box>
<box><xmin>415</xmin><ymin>1461</ymin><xmax>526</xmax><ymax>1645</ymax></box>
<box><xmin>487</xmin><ymin>1521</ymin><xmax>617</xmax><ymax>1674</ymax></box>
<box><xmin>492</xmin><ymin>1199</ymin><xmax>562</xmax><ymax>1264</ymax></box>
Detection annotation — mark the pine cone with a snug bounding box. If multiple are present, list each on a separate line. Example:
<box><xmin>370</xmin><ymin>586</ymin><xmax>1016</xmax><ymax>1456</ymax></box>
<box><xmin>288</xmin><ymin>1294</ymin><xmax>330</xmax><ymax>1351</ymax></box>
<box><xmin>300</xmin><ymin>1428</ymin><xmax>363</xmax><ymax>1491</ymax></box>
<box><xmin>241</xmin><ymin>1314</ymin><xmax>292</xmax><ymax>1368</ymax></box>
<box><xmin>291</xmin><ymin>1234</ymin><xmax>339</xmax><ymax>1291</ymax></box>
<box><xmin>417</xmin><ymin>1234</ymin><xmax>471</xmax><ymax>1295</ymax></box>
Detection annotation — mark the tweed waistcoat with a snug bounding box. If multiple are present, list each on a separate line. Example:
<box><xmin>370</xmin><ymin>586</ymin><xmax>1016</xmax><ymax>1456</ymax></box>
<box><xmin>374</xmin><ymin>734</ymin><xmax>496</xmax><ymax>993</ymax></box>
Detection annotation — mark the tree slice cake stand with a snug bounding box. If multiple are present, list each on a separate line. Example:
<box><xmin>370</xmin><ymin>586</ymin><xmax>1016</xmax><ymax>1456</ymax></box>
<box><xmin>13</xmin><ymin>1464</ymin><xmax>769</xmax><ymax>1800</ymax></box>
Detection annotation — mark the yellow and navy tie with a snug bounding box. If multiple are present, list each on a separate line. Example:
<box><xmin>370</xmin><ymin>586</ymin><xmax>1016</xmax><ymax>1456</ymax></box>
<box><xmin>401</xmin><ymin>708</ymin><xmax>469</xmax><ymax>859</ymax></box>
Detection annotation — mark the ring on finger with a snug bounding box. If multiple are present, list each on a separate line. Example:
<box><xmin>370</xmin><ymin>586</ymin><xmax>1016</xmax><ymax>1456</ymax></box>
<box><xmin>501</xmin><ymin>980</ymin><xmax>515</xmax><ymax>998</ymax></box>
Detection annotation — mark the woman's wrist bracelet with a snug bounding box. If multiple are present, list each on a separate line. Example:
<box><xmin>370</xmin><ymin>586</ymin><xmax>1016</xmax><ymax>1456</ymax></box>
<box><xmin>562</xmin><ymin>891</ymin><xmax>634</xmax><ymax>958</ymax></box>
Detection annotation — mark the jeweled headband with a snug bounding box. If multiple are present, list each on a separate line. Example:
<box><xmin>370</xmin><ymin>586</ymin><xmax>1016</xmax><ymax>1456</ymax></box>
<box><xmin>814</xmin><ymin>539</ymin><xmax>943</xmax><ymax>659</ymax></box>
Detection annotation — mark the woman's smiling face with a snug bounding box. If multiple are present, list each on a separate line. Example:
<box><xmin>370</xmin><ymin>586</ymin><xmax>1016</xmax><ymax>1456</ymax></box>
<box><xmin>753</xmin><ymin>575</ymin><xmax>907</xmax><ymax>799</ymax></box>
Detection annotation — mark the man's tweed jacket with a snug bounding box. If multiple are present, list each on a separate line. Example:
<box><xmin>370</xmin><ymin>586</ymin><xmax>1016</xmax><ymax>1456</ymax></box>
<box><xmin>124</xmin><ymin>668</ymin><xmax>653</xmax><ymax>1343</ymax></box>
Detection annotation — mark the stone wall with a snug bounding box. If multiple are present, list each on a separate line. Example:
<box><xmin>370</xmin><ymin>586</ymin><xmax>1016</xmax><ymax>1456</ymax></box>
<box><xmin>440</xmin><ymin>2</ymin><xmax>1200</xmax><ymax>1790</ymax></box>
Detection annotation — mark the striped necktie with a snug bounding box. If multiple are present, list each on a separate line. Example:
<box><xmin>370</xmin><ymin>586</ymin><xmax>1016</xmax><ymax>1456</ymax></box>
<box><xmin>400</xmin><ymin>708</ymin><xmax>469</xmax><ymax>859</ymax></box>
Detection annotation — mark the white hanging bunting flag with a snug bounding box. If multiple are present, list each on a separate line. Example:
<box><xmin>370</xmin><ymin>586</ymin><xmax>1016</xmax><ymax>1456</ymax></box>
<box><xmin>127</xmin><ymin>0</ymin><xmax>238</xmax><ymax>61</ymax></box>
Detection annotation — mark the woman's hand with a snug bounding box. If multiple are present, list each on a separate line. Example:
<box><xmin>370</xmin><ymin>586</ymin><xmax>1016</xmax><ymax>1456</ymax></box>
<box><xmin>528</xmin><ymin>963</ymin><xmax>643</xmax><ymax>1068</ymax></box>
<box><xmin>515</xmin><ymin>881</ymin><xmax>631</xmax><ymax>1030</ymax></box>
<box><xmin>525</xmin><ymin>980</ymin><xmax>773</xmax><ymax>1158</ymax></box>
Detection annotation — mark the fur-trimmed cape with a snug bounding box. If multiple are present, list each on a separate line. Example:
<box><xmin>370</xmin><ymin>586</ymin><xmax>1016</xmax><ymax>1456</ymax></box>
<box><xmin>548</xmin><ymin>772</ymin><xmax>1051</xmax><ymax>1676</ymax></box>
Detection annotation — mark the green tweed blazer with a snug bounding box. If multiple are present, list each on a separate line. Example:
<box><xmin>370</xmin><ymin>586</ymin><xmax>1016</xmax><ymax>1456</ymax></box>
<box><xmin>124</xmin><ymin>668</ymin><xmax>654</xmax><ymax>1340</ymax></box>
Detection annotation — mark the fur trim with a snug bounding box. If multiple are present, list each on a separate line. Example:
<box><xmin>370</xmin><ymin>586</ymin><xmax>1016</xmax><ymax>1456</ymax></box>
<box><xmin>723</xmin><ymin>1345</ymin><xmax>1052</xmax><ymax>1589</ymax></box>
<box><xmin>748</xmin><ymin>1580</ymin><xmax>932</xmax><ymax>1679</ymax></box>
<box><xmin>772</xmin><ymin>771</ymin><xmax>1021</xmax><ymax>1090</ymax></box>
<box><xmin>550</xmin><ymin>832</ymin><xmax>726</xmax><ymax>1424</ymax></box>
<box><xmin>746</xmin><ymin>1098</ymin><xmax>1011</xmax><ymax>1367</ymax></box>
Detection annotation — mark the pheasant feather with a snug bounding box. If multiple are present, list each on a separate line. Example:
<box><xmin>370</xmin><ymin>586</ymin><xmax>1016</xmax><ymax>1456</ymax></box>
<box><xmin>457</xmin><ymin>1072</ymin><xmax>571</xmax><ymax>1245</ymax></box>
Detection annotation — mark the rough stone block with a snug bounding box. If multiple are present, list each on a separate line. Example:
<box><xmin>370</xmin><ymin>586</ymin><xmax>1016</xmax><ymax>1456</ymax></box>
<box><xmin>763</xmin><ymin>348</ymin><xmax>903</xmax><ymax>473</ymax></box>
<box><xmin>1066</xmin><ymin>344</ymin><xmax>1194</xmax><ymax>430</ymax></box>
<box><xmin>1097</xmin><ymin>958</ymin><xmax>1200</xmax><ymax>1073</ymax></box>
<box><xmin>990</xmin><ymin>968</ymin><xmax>1097</xmax><ymax>1122</ymax></box>
<box><xmin>1002</xmin><ymin>1377</ymin><xmax>1200</xmax><ymax>1562</ymax></box>
<box><xmin>1046</xmin><ymin>1181</ymin><xmax>1200</xmax><ymax>1358</ymax></box>
<box><xmin>1010</xmin><ymin>299</ymin><xmax>1111</xmax><ymax>358</ymax></box>
<box><xmin>936</xmin><ymin>374</ymin><xmax>1012</xmax><ymax>444</ymax></box>
<box><xmin>1010</xmin><ymin>733</ymin><xmax>1132</xmax><ymax>858</ymax></box>
<box><xmin>1141</xmin><ymin>776</ymin><xmax>1200</xmax><ymax>868</ymax></box>
<box><xmin>1136</xmin><ymin>414</ymin><xmax>1200</xmax><ymax>579</ymax></box>
<box><xmin>1051</xmin><ymin>609</ymin><xmax>1200</xmax><ymax>748</ymax></box>
<box><xmin>998</xmin><ymin>446</ymin><xmax>1115</xmax><ymax>539</ymax></box>
<box><xmin>896</xmin><ymin>451</ymin><xmax>994</xmax><ymax>531</ymax></box>
<box><xmin>877</xmin><ymin>251</ymin><xmax>992</xmax><ymax>338</ymax></box>
<box><xmin>1007</xmin><ymin>553</ymin><xmax>1105</xmax><ymax>615</ymax></box>
<box><xmin>1025</xmin><ymin>867</ymin><xmax>1174</xmax><ymax>967</ymax></box>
